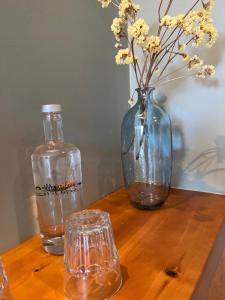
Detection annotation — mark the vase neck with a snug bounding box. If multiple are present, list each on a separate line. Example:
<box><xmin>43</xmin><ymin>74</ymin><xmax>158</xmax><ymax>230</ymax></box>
<box><xmin>136</xmin><ymin>87</ymin><xmax>155</xmax><ymax>106</ymax></box>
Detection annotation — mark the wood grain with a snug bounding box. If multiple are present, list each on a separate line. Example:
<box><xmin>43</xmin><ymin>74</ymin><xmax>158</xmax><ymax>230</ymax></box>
<box><xmin>2</xmin><ymin>188</ymin><xmax>225</xmax><ymax>300</ymax></box>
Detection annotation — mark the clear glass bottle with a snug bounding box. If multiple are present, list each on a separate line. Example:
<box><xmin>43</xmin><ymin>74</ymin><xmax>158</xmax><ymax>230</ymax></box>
<box><xmin>31</xmin><ymin>104</ymin><xmax>82</xmax><ymax>255</ymax></box>
<box><xmin>121</xmin><ymin>87</ymin><xmax>172</xmax><ymax>210</ymax></box>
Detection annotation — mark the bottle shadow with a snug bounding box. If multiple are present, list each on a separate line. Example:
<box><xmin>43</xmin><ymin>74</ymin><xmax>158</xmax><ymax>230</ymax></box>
<box><xmin>120</xmin><ymin>264</ymin><xmax>129</xmax><ymax>288</ymax></box>
<box><xmin>13</xmin><ymin>138</ymin><xmax>39</xmax><ymax>242</ymax></box>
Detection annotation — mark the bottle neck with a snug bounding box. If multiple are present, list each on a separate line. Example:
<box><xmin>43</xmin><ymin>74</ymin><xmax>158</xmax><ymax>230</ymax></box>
<box><xmin>42</xmin><ymin>112</ymin><xmax>64</xmax><ymax>143</ymax></box>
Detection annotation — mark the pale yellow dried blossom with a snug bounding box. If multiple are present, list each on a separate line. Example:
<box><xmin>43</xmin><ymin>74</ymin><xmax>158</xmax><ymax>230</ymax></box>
<box><xmin>98</xmin><ymin>0</ymin><xmax>111</xmax><ymax>8</ymax></box>
<box><xmin>183</xmin><ymin>8</ymin><xmax>218</xmax><ymax>48</ymax></box>
<box><xmin>182</xmin><ymin>10</ymin><xmax>208</xmax><ymax>35</ymax></box>
<box><xmin>143</xmin><ymin>36</ymin><xmax>161</xmax><ymax>54</ymax></box>
<box><xmin>182</xmin><ymin>13</ymin><xmax>198</xmax><ymax>35</ymax></box>
<box><xmin>161</xmin><ymin>15</ymin><xmax>177</xmax><ymax>28</ymax></box>
<box><xmin>97</xmin><ymin>0</ymin><xmax>218</xmax><ymax>85</ymax></box>
<box><xmin>201</xmin><ymin>23</ymin><xmax>218</xmax><ymax>48</ymax></box>
<box><xmin>161</xmin><ymin>8</ymin><xmax>218</xmax><ymax>49</ymax></box>
<box><xmin>188</xmin><ymin>55</ymin><xmax>203</xmax><ymax>70</ymax></box>
<box><xmin>111</xmin><ymin>18</ymin><xmax>124</xmax><ymax>41</ymax></box>
<box><xmin>204</xmin><ymin>0</ymin><xmax>215</xmax><ymax>12</ymax></box>
<box><xmin>181</xmin><ymin>53</ymin><xmax>190</xmax><ymax>61</ymax></box>
<box><xmin>119</xmin><ymin>0</ymin><xmax>140</xmax><ymax>19</ymax></box>
<box><xmin>128</xmin><ymin>97</ymin><xmax>135</xmax><ymax>106</ymax></box>
<box><xmin>192</xmin><ymin>26</ymin><xmax>205</xmax><ymax>47</ymax></box>
<box><xmin>160</xmin><ymin>15</ymin><xmax>171</xmax><ymax>27</ymax></box>
<box><xmin>115</xmin><ymin>43</ymin><xmax>123</xmax><ymax>49</ymax></box>
<box><xmin>178</xmin><ymin>44</ymin><xmax>186</xmax><ymax>52</ymax></box>
<box><xmin>161</xmin><ymin>14</ymin><xmax>184</xmax><ymax>29</ymax></box>
<box><xmin>128</xmin><ymin>19</ymin><xmax>149</xmax><ymax>45</ymax></box>
<box><xmin>175</xmin><ymin>14</ymin><xmax>185</xmax><ymax>26</ymax></box>
<box><xmin>196</xmin><ymin>65</ymin><xmax>215</xmax><ymax>78</ymax></box>
<box><xmin>115</xmin><ymin>48</ymin><xmax>135</xmax><ymax>65</ymax></box>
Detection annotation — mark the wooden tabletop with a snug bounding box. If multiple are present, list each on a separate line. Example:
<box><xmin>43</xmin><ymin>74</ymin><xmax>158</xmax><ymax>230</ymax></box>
<box><xmin>2</xmin><ymin>188</ymin><xmax>225</xmax><ymax>300</ymax></box>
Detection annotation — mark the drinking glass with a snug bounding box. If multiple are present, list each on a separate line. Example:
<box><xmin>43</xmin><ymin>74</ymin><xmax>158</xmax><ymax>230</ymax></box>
<box><xmin>64</xmin><ymin>209</ymin><xmax>122</xmax><ymax>300</ymax></box>
<box><xmin>0</xmin><ymin>259</ymin><xmax>11</xmax><ymax>300</ymax></box>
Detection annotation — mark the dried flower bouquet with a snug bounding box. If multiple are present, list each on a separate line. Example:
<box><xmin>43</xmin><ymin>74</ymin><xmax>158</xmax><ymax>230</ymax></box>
<box><xmin>98</xmin><ymin>0</ymin><xmax>218</xmax><ymax>89</ymax></box>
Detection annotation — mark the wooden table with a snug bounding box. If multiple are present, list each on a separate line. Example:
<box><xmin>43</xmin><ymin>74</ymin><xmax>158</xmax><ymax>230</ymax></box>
<box><xmin>2</xmin><ymin>188</ymin><xmax>225</xmax><ymax>299</ymax></box>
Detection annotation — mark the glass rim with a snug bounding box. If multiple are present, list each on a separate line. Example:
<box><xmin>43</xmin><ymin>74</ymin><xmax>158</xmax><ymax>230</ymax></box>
<box><xmin>65</xmin><ymin>209</ymin><xmax>111</xmax><ymax>232</ymax></box>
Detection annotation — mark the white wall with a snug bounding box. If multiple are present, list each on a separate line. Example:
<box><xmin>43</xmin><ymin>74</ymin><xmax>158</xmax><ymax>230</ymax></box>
<box><xmin>130</xmin><ymin>1</ymin><xmax>225</xmax><ymax>194</ymax></box>
<box><xmin>0</xmin><ymin>0</ymin><xmax>128</xmax><ymax>252</ymax></box>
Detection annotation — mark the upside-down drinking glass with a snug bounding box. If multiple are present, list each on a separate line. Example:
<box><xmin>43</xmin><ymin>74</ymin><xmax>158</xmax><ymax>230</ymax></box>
<box><xmin>64</xmin><ymin>209</ymin><xmax>122</xmax><ymax>300</ymax></box>
<box><xmin>0</xmin><ymin>259</ymin><xmax>11</xmax><ymax>300</ymax></box>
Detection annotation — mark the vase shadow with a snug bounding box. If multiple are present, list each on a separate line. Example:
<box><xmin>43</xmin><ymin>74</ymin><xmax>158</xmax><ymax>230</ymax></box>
<box><xmin>171</xmin><ymin>122</ymin><xmax>186</xmax><ymax>188</ymax></box>
<box><xmin>180</xmin><ymin>135</ymin><xmax>225</xmax><ymax>194</ymax></box>
<box><xmin>154</xmin><ymin>91</ymin><xmax>186</xmax><ymax>189</ymax></box>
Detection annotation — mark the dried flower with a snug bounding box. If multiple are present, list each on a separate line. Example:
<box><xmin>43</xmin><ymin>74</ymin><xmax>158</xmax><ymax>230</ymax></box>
<box><xmin>196</xmin><ymin>65</ymin><xmax>216</xmax><ymax>78</ymax></box>
<box><xmin>178</xmin><ymin>44</ymin><xmax>186</xmax><ymax>52</ymax></box>
<box><xmin>98</xmin><ymin>0</ymin><xmax>112</xmax><ymax>8</ymax></box>
<box><xmin>192</xmin><ymin>27</ymin><xmax>205</xmax><ymax>47</ymax></box>
<box><xmin>128</xmin><ymin>97</ymin><xmax>135</xmax><ymax>106</ymax></box>
<box><xmin>161</xmin><ymin>15</ymin><xmax>178</xmax><ymax>28</ymax></box>
<box><xmin>204</xmin><ymin>0</ymin><xmax>215</xmax><ymax>12</ymax></box>
<box><xmin>115</xmin><ymin>48</ymin><xmax>135</xmax><ymax>65</ymax></box>
<box><xmin>201</xmin><ymin>23</ymin><xmax>218</xmax><ymax>48</ymax></box>
<box><xmin>128</xmin><ymin>19</ymin><xmax>149</xmax><ymax>45</ymax></box>
<box><xmin>188</xmin><ymin>55</ymin><xmax>204</xmax><ymax>70</ymax></box>
<box><xmin>98</xmin><ymin>0</ymin><xmax>218</xmax><ymax>87</ymax></box>
<box><xmin>115</xmin><ymin>43</ymin><xmax>123</xmax><ymax>49</ymax></box>
<box><xmin>181</xmin><ymin>53</ymin><xmax>190</xmax><ymax>62</ymax></box>
<box><xmin>119</xmin><ymin>0</ymin><xmax>140</xmax><ymax>19</ymax></box>
<box><xmin>111</xmin><ymin>18</ymin><xmax>124</xmax><ymax>41</ymax></box>
<box><xmin>143</xmin><ymin>36</ymin><xmax>161</xmax><ymax>54</ymax></box>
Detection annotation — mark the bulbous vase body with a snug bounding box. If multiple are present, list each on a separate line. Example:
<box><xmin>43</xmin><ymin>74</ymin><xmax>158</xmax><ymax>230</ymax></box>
<box><xmin>121</xmin><ymin>88</ymin><xmax>172</xmax><ymax>209</ymax></box>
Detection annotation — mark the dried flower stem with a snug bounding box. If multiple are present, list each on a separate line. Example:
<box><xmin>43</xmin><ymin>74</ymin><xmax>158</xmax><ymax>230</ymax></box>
<box><xmin>158</xmin><ymin>0</ymin><xmax>164</xmax><ymax>23</ymax></box>
<box><xmin>131</xmin><ymin>39</ymin><xmax>141</xmax><ymax>88</ymax></box>
<box><xmin>156</xmin><ymin>73</ymin><xmax>195</xmax><ymax>87</ymax></box>
<box><xmin>151</xmin><ymin>65</ymin><xmax>187</xmax><ymax>86</ymax></box>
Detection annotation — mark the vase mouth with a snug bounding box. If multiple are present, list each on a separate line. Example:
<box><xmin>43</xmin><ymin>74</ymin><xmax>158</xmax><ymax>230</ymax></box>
<box><xmin>135</xmin><ymin>86</ymin><xmax>155</xmax><ymax>92</ymax></box>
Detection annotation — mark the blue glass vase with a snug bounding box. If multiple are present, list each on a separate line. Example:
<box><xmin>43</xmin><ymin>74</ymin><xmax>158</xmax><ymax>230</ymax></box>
<box><xmin>121</xmin><ymin>87</ymin><xmax>172</xmax><ymax>209</ymax></box>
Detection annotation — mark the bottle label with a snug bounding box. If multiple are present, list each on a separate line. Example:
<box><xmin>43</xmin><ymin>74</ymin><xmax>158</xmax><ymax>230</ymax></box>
<box><xmin>35</xmin><ymin>181</ymin><xmax>82</xmax><ymax>196</ymax></box>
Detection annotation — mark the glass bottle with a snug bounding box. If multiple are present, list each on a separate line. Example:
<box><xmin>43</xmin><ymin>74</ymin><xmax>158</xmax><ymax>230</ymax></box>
<box><xmin>121</xmin><ymin>87</ymin><xmax>172</xmax><ymax>210</ymax></box>
<box><xmin>31</xmin><ymin>104</ymin><xmax>82</xmax><ymax>255</ymax></box>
